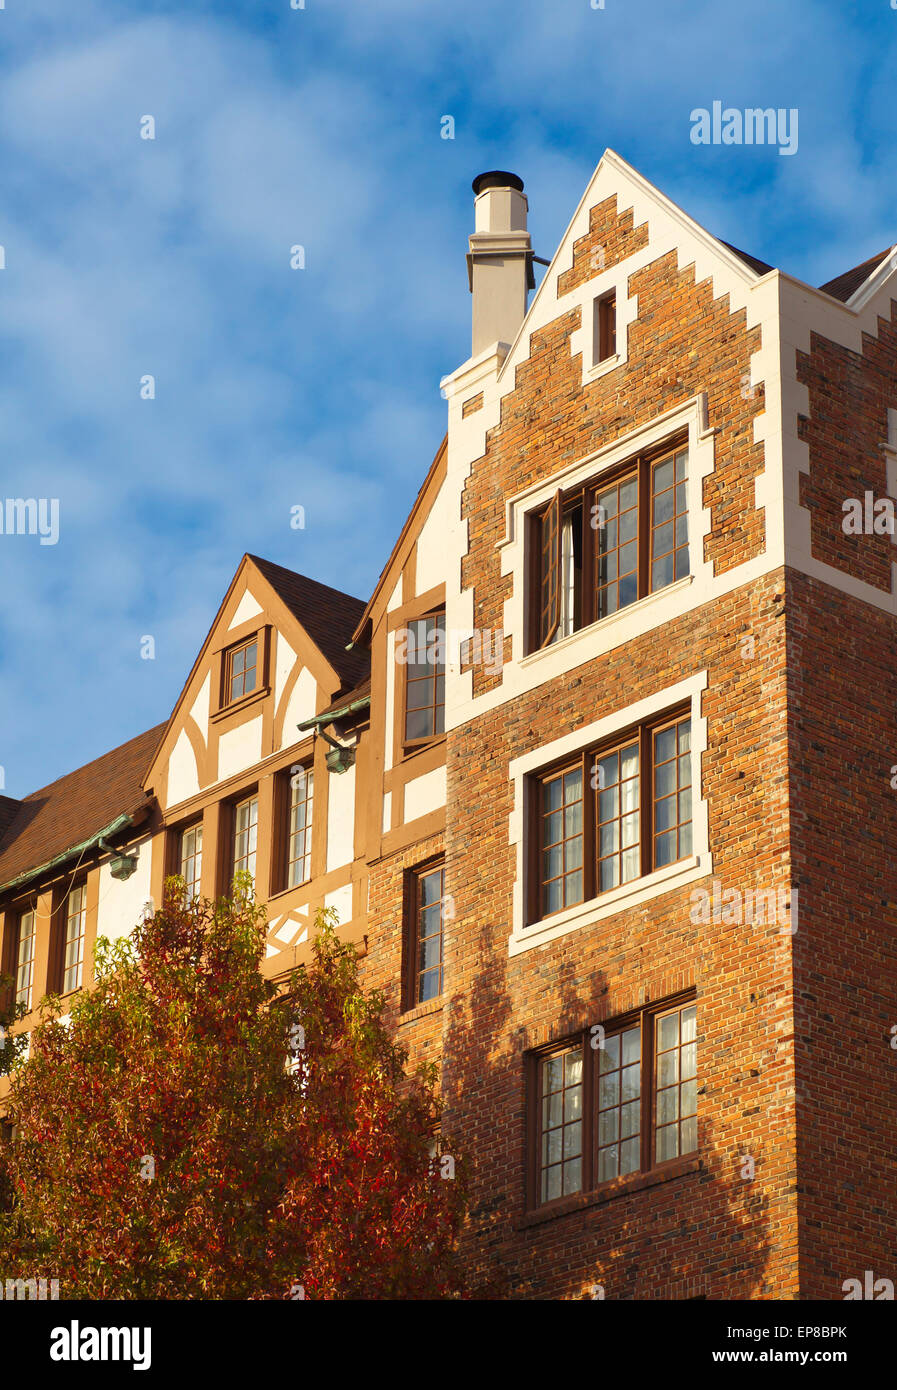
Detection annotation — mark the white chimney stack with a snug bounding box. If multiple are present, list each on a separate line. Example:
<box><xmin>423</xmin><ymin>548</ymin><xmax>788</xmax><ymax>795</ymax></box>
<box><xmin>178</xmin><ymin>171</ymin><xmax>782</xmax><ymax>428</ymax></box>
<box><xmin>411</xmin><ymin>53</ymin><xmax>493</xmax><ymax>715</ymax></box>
<box><xmin>467</xmin><ymin>171</ymin><xmax>534</xmax><ymax>357</ymax></box>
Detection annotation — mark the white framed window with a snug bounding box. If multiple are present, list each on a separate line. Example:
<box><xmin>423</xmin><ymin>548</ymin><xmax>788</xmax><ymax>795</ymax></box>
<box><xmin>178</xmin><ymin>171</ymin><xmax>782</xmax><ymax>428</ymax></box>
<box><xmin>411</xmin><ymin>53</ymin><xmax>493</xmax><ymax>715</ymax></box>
<box><xmin>15</xmin><ymin>909</ymin><xmax>36</xmax><ymax>1011</ymax></box>
<box><xmin>62</xmin><ymin>884</ymin><xmax>86</xmax><ymax>994</ymax></box>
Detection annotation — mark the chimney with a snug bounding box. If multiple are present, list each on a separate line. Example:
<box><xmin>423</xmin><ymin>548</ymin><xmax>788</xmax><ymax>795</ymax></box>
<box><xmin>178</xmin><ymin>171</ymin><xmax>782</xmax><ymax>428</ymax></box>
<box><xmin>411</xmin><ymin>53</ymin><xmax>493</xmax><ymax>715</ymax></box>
<box><xmin>467</xmin><ymin>171</ymin><xmax>534</xmax><ymax>357</ymax></box>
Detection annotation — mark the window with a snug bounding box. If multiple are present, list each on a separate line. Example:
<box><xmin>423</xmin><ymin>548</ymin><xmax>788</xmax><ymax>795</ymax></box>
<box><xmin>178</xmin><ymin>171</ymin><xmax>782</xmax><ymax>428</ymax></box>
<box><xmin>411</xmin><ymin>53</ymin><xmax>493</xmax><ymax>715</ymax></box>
<box><xmin>538</xmin><ymin>1045</ymin><xmax>584</xmax><ymax>1203</ymax></box>
<box><xmin>531</xmin><ymin>712</ymin><xmax>692</xmax><ymax>924</ymax></box>
<box><xmin>405</xmin><ymin>860</ymin><xmax>445</xmax><ymax>1007</ymax></box>
<box><xmin>286</xmin><ymin>767</ymin><xmax>314</xmax><ymax>888</ymax></box>
<box><xmin>529</xmin><ymin>996</ymin><xmax>698</xmax><ymax>1208</ymax></box>
<box><xmin>15</xmin><ymin>910</ymin><xmax>36</xmax><ymax>1011</ymax></box>
<box><xmin>225</xmin><ymin>638</ymin><xmax>258</xmax><ymax>705</ymax></box>
<box><xmin>232</xmin><ymin>795</ymin><xmax>259</xmax><ymax>886</ymax></box>
<box><xmin>62</xmin><ymin>883</ymin><xmax>86</xmax><ymax>994</ymax></box>
<box><xmin>531</xmin><ymin>443</ymin><xmax>689</xmax><ymax>651</ymax></box>
<box><xmin>178</xmin><ymin>824</ymin><xmax>203</xmax><ymax>900</ymax></box>
<box><xmin>594</xmin><ymin>291</ymin><xmax>616</xmax><ymax>363</ymax></box>
<box><xmin>402</xmin><ymin>612</ymin><xmax>445</xmax><ymax>745</ymax></box>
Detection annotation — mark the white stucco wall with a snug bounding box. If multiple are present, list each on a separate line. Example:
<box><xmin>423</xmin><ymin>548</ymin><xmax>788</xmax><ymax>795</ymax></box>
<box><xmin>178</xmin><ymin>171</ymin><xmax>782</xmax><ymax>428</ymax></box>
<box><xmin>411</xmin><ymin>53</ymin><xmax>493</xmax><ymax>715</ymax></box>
<box><xmin>324</xmin><ymin>882</ymin><xmax>353</xmax><ymax>927</ymax></box>
<box><xmin>274</xmin><ymin>634</ymin><xmax>297</xmax><ymax>708</ymax></box>
<box><xmin>217</xmin><ymin>715</ymin><xmax>263</xmax><ymax>783</ymax></box>
<box><xmin>403</xmin><ymin>765</ymin><xmax>447</xmax><ymax>822</ymax></box>
<box><xmin>166</xmin><ymin>727</ymin><xmax>199</xmax><ymax>807</ymax></box>
<box><xmin>95</xmin><ymin>833</ymin><xmax>154</xmax><ymax>944</ymax></box>
<box><xmin>229</xmin><ymin>589</ymin><xmax>263</xmax><ymax>629</ymax></box>
<box><xmin>326</xmin><ymin>758</ymin><xmax>356</xmax><ymax>872</ymax></box>
<box><xmin>415</xmin><ymin>478</ymin><xmax>449</xmax><ymax>595</ymax></box>
<box><xmin>279</xmin><ymin>666</ymin><xmax>317</xmax><ymax>749</ymax></box>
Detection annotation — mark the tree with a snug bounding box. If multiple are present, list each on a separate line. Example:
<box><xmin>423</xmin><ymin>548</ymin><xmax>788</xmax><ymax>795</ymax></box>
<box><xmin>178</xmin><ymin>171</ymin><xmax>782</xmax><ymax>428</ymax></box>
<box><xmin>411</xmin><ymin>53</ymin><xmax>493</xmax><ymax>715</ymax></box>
<box><xmin>0</xmin><ymin>880</ymin><xmax>468</xmax><ymax>1299</ymax></box>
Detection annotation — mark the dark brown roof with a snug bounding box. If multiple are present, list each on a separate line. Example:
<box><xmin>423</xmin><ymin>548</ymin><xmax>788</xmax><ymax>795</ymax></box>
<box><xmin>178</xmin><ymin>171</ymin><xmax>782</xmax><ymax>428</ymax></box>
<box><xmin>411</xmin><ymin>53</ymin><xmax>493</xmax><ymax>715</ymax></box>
<box><xmin>248</xmin><ymin>556</ymin><xmax>370</xmax><ymax>690</ymax></box>
<box><xmin>719</xmin><ymin>241</ymin><xmax>775</xmax><ymax>277</ymax></box>
<box><xmin>314</xmin><ymin>677</ymin><xmax>372</xmax><ymax>723</ymax></box>
<box><xmin>0</xmin><ymin>723</ymin><xmax>165</xmax><ymax>891</ymax></box>
<box><xmin>819</xmin><ymin>249</ymin><xmax>892</xmax><ymax>303</ymax></box>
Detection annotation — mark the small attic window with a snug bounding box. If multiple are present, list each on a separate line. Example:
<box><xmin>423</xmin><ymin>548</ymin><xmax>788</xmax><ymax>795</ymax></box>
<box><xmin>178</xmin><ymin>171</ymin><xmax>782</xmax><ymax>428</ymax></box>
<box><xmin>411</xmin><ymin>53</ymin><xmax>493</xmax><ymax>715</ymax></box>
<box><xmin>225</xmin><ymin>637</ymin><xmax>258</xmax><ymax>704</ymax></box>
<box><xmin>594</xmin><ymin>291</ymin><xmax>616</xmax><ymax>364</ymax></box>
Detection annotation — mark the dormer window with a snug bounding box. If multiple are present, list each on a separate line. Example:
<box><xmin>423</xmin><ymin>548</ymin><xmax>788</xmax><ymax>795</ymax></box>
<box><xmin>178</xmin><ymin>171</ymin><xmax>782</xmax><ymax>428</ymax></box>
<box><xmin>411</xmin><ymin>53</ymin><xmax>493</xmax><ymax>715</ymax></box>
<box><xmin>225</xmin><ymin>638</ymin><xmax>258</xmax><ymax>704</ymax></box>
<box><xmin>531</xmin><ymin>441</ymin><xmax>689</xmax><ymax>652</ymax></box>
<box><xmin>211</xmin><ymin>627</ymin><xmax>270</xmax><ymax>721</ymax></box>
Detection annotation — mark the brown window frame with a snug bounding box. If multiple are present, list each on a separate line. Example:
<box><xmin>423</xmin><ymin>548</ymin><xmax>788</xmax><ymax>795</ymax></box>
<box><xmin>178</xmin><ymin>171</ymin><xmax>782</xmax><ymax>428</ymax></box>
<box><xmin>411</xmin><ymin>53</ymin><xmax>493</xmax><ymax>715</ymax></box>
<box><xmin>229</xmin><ymin>791</ymin><xmax>259</xmax><ymax>890</ymax></box>
<box><xmin>400</xmin><ymin>610</ymin><xmax>446</xmax><ymax>750</ymax></box>
<box><xmin>526</xmin><ymin>991</ymin><xmax>698</xmax><ymax>1210</ymax></box>
<box><xmin>14</xmin><ymin>907</ymin><xmax>36</xmax><ymax>1012</ymax></box>
<box><xmin>527</xmin><ymin>705</ymin><xmax>692</xmax><ymax>926</ymax></box>
<box><xmin>223</xmin><ymin>636</ymin><xmax>259</xmax><ymax>706</ymax></box>
<box><xmin>54</xmin><ymin>880</ymin><xmax>87</xmax><ymax>997</ymax></box>
<box><xmin>273</xmin><ymin>763</ymin><xmax>314</xmax><ymax>894</ymax></box>
<box><xmin>527</xmin><ymin>435</ymin><xmax>689</xmax><ymax>654</ymax></box>
<box><xmin>403</xmin><ymin>857</ymin><xmax>446</xmax><ymax>1011</ymax></box>
<box><xmin>595</xmin><ymin>291</ymin><xmax>616</xmax><ymax>363</ymax></box>
<box><xmin>176</xmin><ymin>821</ymin><xmax>203</xmax><ymax>901</ymax></box>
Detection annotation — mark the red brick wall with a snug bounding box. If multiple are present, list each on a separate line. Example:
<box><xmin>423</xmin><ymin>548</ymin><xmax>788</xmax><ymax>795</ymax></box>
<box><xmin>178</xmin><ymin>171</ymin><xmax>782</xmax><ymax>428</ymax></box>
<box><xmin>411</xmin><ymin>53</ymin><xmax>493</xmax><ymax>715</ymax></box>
<box><xmin>786</xmin><ymin>575</ymin><xmax>897</xmax><ymax>1299</ymax></box>
<box><xmin>441</xmin><ymin>575</ymin><xmax>799</xmax><ymax>1299</ymax></box>
<box><xmin>460</xmin><ymin>196</ymin><xmax>766</xmax><ymax>697</ymax></box>
<box><xmin>362</xmin><ymin>831</ymin><xmax>445</xmax><ymax>1069</ymax></box>
<box><xmin>797</xmin><ymin>300</ymin><xmax>897</xmax><ymax>590</ymax></box>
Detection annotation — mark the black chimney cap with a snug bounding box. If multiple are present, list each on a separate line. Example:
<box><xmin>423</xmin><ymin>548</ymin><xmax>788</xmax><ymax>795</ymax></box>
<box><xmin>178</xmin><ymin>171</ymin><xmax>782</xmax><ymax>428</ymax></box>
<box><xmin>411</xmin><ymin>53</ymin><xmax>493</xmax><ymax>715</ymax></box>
<box><xmin>472</xmin><ymin>170</ymin><xmax>524</xmax><ymax>195</ymax></box>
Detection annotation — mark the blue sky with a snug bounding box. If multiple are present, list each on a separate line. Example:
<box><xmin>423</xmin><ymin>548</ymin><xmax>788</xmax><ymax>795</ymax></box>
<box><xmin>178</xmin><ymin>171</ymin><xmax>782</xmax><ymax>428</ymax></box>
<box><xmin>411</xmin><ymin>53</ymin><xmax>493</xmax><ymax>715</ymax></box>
<box><xmin>1</xmin><ymin>0</ymin><xmax>895</xmax><ymax>796</ymax></box>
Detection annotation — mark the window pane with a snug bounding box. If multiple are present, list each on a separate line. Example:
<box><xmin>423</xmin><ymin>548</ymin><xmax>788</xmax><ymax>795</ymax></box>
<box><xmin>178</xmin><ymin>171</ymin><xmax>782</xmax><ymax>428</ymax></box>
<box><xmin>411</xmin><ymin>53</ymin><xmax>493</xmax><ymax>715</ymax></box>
<box><xmin>404</xmin><ymin>615</ymin><xmax>445</xmax><ymax>741</ymax></box>
<box><xmin>597</xmin><ymin>740</ymin><xmax>640</xmax><ymax>895</ymax></box>
<box><xmin>620</xmin><ymin>1137</ymin><xmax>640</xmax><ymax>1175</ymax></box>
<box><xmin>16</xmin><ymin>911</ymin><xmax>36</xmax><ymax>1009</ymax></box>
<box><xmin>656</xmin><ymin>1124</ymin><xmax>678</xmax><ymax>1162</ymax></box>
<box><xmin>652</xmin><ymin>554</ymin><xmax>674</xmax><ymax>590</ymax></box>
<box><xmin>652</xmin><ymin>452</ymin><xmax>688</xmax><ymax>594</ymax></box>
<box><xmin>658</xmin><ymin>1012</ymin><xmax>679</xmax><ymax>1049</ymax></box>
<box><xmin>654</xmin><ymin>1004</ymin><xmax>698</xmax><ymax>1163</ymax></box>
<box><xmin>596</xmin><ymin>474</ymin><xmax>639</xmax><ymax>619</ymax></box>
<box><xmin>597</xmin><ymin>1023</ymin><xmax>642</xmax><ymax>1183</ymax></box>
<box><xmin>539</xmin><ymin>764</ymin><xmax>584</xmax><ymax>916</ymax></box>
<box><xmin>620</xmin><ymin>1100</ymin><xmax>640</xmax><ymax>1138</ymax></box>
<box><xmin>539</xmin><ymin>1047</ymin><xmax>583</xmax><ymax>1202</ymax></box>
<box><xmin>233</xmin><ymin>796</ymin><xmax>258</xmax><ymax>883</ymax></box>
<box><xmin>63</xmin><ymin>885</ymin><xmax>86</xmax><ymax>993</ymax></box>
<box><xmin>598</xmin><ymin>1146</ymin><xmax>618</xmax><ymax>1182</ymax></box>
<box><xmin>654</xmin><ymin>458</ymin><xmax>674</xmax><ymax>493</ymax></box>
<box><xmin>413</xmin><ymin>862</ymin><xmax>445</xmax><ymax>1003</ymax></box>
<box><xmin>653</xmin><ymin>720</ymin><xmax>692</xmax><ymax>869</ymax></box>
<box><xmin>405</xmin><ymin>708</ymin><xmax>432</xmax><ymax>741</ymax></box>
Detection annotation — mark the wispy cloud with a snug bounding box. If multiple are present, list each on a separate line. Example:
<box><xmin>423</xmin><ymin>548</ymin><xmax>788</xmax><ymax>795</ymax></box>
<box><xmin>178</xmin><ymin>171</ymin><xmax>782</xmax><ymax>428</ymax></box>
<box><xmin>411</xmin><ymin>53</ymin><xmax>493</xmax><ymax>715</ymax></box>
<box><xmin>0</xmin><ymin>0</ymin><xmax>894</xmax><ymax>793</ymax></box>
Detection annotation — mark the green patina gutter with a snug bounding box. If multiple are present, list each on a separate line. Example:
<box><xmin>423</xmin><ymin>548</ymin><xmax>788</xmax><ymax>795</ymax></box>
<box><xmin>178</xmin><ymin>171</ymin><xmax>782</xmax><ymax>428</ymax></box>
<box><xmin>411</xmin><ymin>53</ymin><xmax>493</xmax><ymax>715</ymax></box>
<box><xmin>296</xmin><ymin>692</ymin><xmax>371</xmax><ymax>733</ymax></box>
<box><xmin>297</xmin><ymin>694</ymin><xmax>371</xmax><ymax>774</ymax></box>
<box><xmin>0</xmin><ymin>809</ymin><xmax>141</xmax><ymax>898</ymax></box>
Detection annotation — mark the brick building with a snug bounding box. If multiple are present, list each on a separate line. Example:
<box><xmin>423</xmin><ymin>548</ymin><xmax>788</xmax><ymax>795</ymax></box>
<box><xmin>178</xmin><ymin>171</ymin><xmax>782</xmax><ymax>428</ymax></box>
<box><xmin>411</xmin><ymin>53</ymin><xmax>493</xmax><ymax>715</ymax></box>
<box><xmin>2</xmin><ymin>151</ymin><xmax>896</xmax><ymax>1299</ymax></box>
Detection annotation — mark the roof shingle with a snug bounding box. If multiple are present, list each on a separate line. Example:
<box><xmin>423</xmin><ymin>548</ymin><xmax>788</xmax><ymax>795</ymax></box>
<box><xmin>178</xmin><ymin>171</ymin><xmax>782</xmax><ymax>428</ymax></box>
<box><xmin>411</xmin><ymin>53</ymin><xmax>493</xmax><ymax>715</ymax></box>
<box><xmin>0</xmin><ymin>723</ymin><xmax>165</xmax><ymax>890</ymax></box>
<box><xmin>818</xmin><ymin>249</ymin><xmax>892</xmax><ymax>303</ymax></box>
<box><xmin>248</xmin><ymin>556</ymin><xmax>370</xmax><ymax>690</ymax></box>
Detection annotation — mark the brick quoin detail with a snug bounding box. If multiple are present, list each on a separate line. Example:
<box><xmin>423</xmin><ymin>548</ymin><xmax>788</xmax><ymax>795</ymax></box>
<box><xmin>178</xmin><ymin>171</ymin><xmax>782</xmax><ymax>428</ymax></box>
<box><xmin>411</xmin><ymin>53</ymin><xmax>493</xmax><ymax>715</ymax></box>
<box><xmin>460</xmin><ymin>196</ymin><xmax>765</xmax><ymax>700</ymax></box>
<box><xmin>797</xmin><ymin>299</ymin><xmax>897</xmax><ymax>590</ymax></box>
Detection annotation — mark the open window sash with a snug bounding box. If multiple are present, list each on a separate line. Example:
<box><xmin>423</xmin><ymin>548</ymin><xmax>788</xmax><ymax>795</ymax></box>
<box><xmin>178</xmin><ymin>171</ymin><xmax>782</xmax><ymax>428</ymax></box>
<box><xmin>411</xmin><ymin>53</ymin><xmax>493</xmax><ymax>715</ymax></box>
<box><xmin>538</xmin><ymin>489</ymin><xmax>562</xmax><ymax>649</ymax></box>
